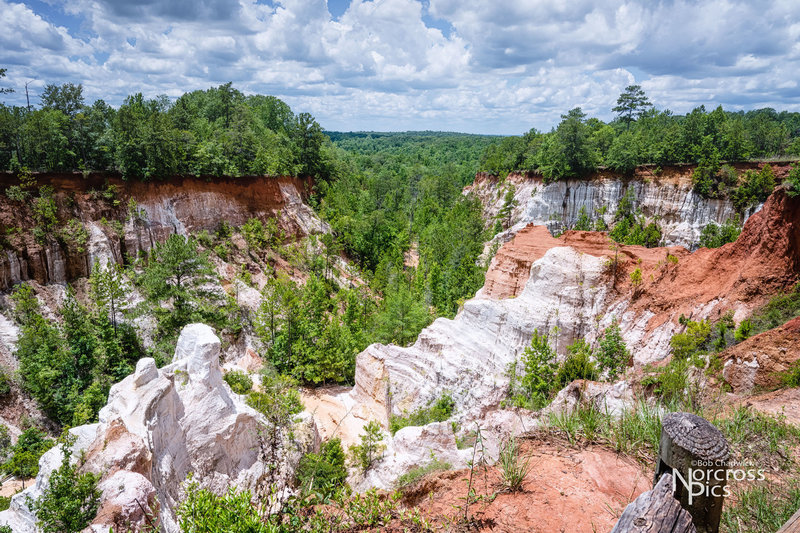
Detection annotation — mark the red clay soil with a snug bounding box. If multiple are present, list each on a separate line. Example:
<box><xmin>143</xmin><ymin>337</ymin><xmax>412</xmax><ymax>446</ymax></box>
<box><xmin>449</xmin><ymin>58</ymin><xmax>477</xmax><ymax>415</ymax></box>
<box><xmin>720</xmin><ymin>316</ymin><xmax>800</xmax><ymax>393</ymax></box>
<box><xmin>403</xmin><ymin>436</ymin><xmax>650</xmax><ymax>533</ymax></box>
<box><xmin>483</xmin><ymin>189</ymin><xmax>800</xmax><ymax>336</ymax></box>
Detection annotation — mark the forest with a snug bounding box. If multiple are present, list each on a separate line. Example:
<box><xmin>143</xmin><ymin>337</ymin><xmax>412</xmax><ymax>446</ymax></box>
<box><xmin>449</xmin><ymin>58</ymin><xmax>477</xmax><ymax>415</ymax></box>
<box><xmin>478</xmin><ymin>85</ymin><xmax>800</xmax><ymax>197</ymax></box>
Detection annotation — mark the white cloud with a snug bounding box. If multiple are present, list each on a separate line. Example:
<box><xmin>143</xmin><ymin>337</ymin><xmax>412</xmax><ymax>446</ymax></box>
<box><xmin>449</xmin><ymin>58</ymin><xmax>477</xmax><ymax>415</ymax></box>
<box><xmin>1</xmin><ymin>0</ymin><xmax>799</xmax><ymax>133</ymax></box>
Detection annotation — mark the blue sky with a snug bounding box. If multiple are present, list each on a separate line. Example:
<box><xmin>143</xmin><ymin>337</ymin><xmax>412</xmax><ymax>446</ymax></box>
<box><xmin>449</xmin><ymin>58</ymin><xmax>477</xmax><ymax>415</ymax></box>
<box><xmin>1</xmin><ymin>0</ymin><xmax>799</xmax><ymax>134</ymax></box>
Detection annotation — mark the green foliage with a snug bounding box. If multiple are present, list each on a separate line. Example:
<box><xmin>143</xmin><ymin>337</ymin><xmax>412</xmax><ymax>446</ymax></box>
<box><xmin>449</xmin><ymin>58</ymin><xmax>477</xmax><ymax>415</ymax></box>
<box><xmin>595</xmin><ymin>319</ymin><xmax>630</xmax><ymax>380</ymax></box>
<box><xmin>629</xmin><ymin>267</ymin><xmax>643</xmax><ymax>286</ymax></box>
<box><xmin>743</xmin><ymin>284</ymin><xmax>800</xmax><ymax>339</ymax></box>
<box><xmin>241</xmin><ymin>217</ymin><xmax>281</xmax><ymax>250</ymax></box>
<box><xmin>0</xmin><ymin>368</ymin><xmax>11</xmax><ymax>397</ymax></box>
<box><xmin>245</xmin><ymin>370</ymin><xmax>303</xmax><ymax>427</ymax></box>
<box><xmin>572</xmin><ymin>205</ymin><xmax>592</xmax><ymax>231</ymax></box>
<box><xmin>608</xmin><ymin>188</ymin><xmax>662</xmax><ymax>247</ymax></box>
<box><xmin>722</xmin><ymin>482</ymin><xmax>800</xmax><ymax>533</ymax></box>
<box><xmin>137</xmin><ymin>234</ymin><xmax>230</xmax><ymax>355</ymax></box>
<box><xmin>734</xmin><ymin>319</ymin><xmax>753</xmax><ymax>343</ymax></box>
<box><xmin>394</xmin><ymin>455</ymin><xmax>451</xmax><ymax>488</ymax></box>
<box><xmin>296</xmin><ymin>438</ymin><xmax>348</xmax><ymax>497</ymax></box>
<box><xmin>556</xmin><ymin>339</ymin><xmax>598</xmax><ymax>387</ymax></box>
<box><xmin>698</xmin><ymin>217</ymin><xmax>742</xmax><ymax>248</ymax></box>
<box><xmin>223</xmin><ymin>370</ymin><xmax>253</xmax><ymax>395</ymax></box>
<box><xmin>613</xmin><ymin>85</ymin><xmax>652</xmax><ymax>124</ymax></box>
<box><xmin>732</xmin><ymin>165</ymin><xmax>776</xmax><ymax>211</ymax></box>
<box><xmin>348</xmin><ymin>420</ymin><xmax>385</xmax><ymax>473</ymax></box>
<box><xmin>780</xmin><ymin>360</ymin><xmax>800</xmax><ymax>388</ymax></box>
<box><xmin>497</xmin><ymin>436</ymin><xmax>531</xmax><ymax>492</ymax></box>
<box><xmin>2</xmin><ymin>428</ymin><xmax>54</xmax><ymax>478</ymax></box>
<box><xmin>255</xmin><ymin>272</ymin><xmax>375</xmax><ymax>385</ymax></box>
<box><xmin>30</xmin><ymin>435</ymin><xmax>100</xmax><ymax>533</ymax></box>
<box><xmin>13</xmin><ymin>284</ymin><xmax>144</xmax><ymax>425</ymax></box>
<box><xmin>389</xmin><ymin>393</ymin><xmax>455</xmax><ymax>435</ymax></box>
<box><xmin>507</xmin><ymin>331</ymin><xmax>558</xmax><ymax>409</ymax></box>
<box><xmin>786</xmin><ymin>163</ymin><xmax>800</xmax><ymax>197</ymax></box>
<box><xmin>642</xmin><ymin>357</ymin><xmax>691</xmax><ymax>404</ymax></box>
<box><xmin>177</xmin><ymin>478</ymin><xmax>273</xmax><ymax>533</ymax></box>
<box><xmin>669</xmin><ymin>319</ymin><xmax>712</xmax><ymax>359</ymax></box>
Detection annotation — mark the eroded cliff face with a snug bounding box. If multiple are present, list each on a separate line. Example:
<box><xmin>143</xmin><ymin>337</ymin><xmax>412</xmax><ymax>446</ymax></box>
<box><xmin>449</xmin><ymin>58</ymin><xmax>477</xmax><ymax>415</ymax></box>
<box><xmin>0</xmin><ymin>324</ymin><xmax>317</xmax><ymax>532</ymax></box>
<box><xmin>466</xmin><ymin>162</ymin><xmax>796</xmax><ymax>250</ymax></box>
<box><xmin>0</xmin><ymin>173</ymin><xmax>325</xmax><ymax>291</ymax></box>
<box><xmin>314</xmin><ymin>188</ymin><xmax>800</xmax><ymax>490</ymax></box>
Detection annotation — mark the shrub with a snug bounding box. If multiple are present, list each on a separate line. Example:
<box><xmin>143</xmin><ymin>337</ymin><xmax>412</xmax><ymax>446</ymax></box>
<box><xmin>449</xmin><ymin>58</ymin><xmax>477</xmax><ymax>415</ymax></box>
<box><xmin>223</xmin><ymin>370</ymin><xmax>253</xmax><ymax>395</ymax></box>
<box><xmin>629</xmin><ymin>267</ymin><xmax>643</xmax><ymax>286</ymax></box>
<box><xmin>780</xmin><ymin>361</ymin><xmax>800</xmax><ymax>388</ymax></box>
<box><xmin>30</xmin><ymin>435</ymin><xmax>100</xmax><ymax>533</ymax></box>
<box><xmin>2</xmin><ymin>428</ymin><xmax>55</xmax><ymax>478</ymax></box>
<box><xmin>507</xmin><ymin>331</ymin><xmax>558</xmax><ymax>409</ymax></box>
<box><xmin>641</xmin><ymin>357</ymin><xmax>692</xmax><ymax>405</ymax></box>
<box><xmin>734</xmin><ymin>319</ymin><xmax>753</xmax><ymax>343</ymax></box>
<box><xmin>389</xmin><ymin>393</ymin><xmax>455</xmax><ymax>435</ymax></box>
<box><xmin>0</xmin><ymin>368</ymin><xmax>11</xmax><ymax>397</ymax></box>
<box><xmin>177</xmin><ymin>478</ymin><xmax>271</xmax><ymax>532</ymax></box>
<box><xmin>349</xmin><ymin>420</ymin><xmax>385</xmax><ymax>473</ymax></box>
<box><xmin>296</xmin><ymin>438</ymin><xmax>348</xmax><ymax>497</ymax></box>
<box><xmin>669</xmin><ymin>319</ymin><xmax>711</xmax><ymax>359</ymax></box>
<box><xmin>786</xmin><ymin>163</ymin><xmax>800</xmax><ymax>197</ymax></box>
<box><xmin>595</xmin><ymin>319</ymin><xmax>629</xmax><ymax>380</ymax></box>
<box><xmin>556</xmin><ymin>339</ymin><xmax>598</xmax><ymax>388</ymax></box>
<box><xmin>699</xmin><ymin>217</ymin><xmax>742</xmax><ymax>248</ymax></box>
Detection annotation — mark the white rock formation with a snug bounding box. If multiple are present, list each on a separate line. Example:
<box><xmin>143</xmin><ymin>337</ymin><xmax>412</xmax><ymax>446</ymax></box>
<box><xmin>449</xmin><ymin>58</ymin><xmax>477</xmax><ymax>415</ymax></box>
<box><xmin>469</xmin><ymin>173</ymin><xmax>756</xmax><ymax>249</ymax></box>
<box><xmin>0</xmin><ymin>323</ymin><xmax>317</xmax><ymax>532</ymax></box>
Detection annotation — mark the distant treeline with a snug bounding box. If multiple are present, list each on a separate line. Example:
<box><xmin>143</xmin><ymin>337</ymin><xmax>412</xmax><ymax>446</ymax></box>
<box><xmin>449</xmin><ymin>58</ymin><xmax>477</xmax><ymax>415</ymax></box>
<box><xmin>479</xmin><ymin>86</ymin><xmax>800</xmax><ymax>182</ymax></box>
<box><xmin>0</xmin><ymin>80</ymin><xmax>332</xmax><ymax>180</ymax></box>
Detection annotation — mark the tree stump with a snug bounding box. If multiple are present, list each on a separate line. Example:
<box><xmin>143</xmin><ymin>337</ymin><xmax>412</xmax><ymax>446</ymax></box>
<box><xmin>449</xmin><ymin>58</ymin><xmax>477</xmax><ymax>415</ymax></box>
<box><xmin>655</xmin><ymin>412</ymin><xmax>730</xmax><ymax>533</ymax></box>
<box><xmin>611</xmin><ymin>473</ymin><xmax>696</xmax><ymax>532</ymax></box>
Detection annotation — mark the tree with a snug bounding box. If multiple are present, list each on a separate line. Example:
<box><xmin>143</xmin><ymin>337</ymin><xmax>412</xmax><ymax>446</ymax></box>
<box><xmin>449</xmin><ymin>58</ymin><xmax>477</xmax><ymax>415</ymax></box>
<box><xmin>349</xmin><ymin>420</ymin><xmax>385</xmax><ymax>472</ymax></box>
<box><xmin>40</xmin><ymin>83</ymin><xmax>85</xmax><ymax>117</ymax></box>
<box><xmin>30</xmin><ymin>435</ymin><xmax>100</xmax><ymax>533</ymax></box>
<box><xmin>508</xmin><ymin>331</ymin><xmax>558</xmax><ymax>408</ymax></box>
<box><xmin>595</xmin><ymin>319</ymin><xmax>629</xmax><ymax>380</ymax></box>
<box><xmin>0</xmin><ymin>68</ymin><xmax>12</xmax><ymax>95</ymax></box>
<box><xmin>89</xmin><ymin>260</ymin><xmax>127</xmax><ymax>336</ymax></box>
<box><xmin>613</xmin><ymin>85</ymin><xmax>652</xmax><ymax>124</ymax></box>
<box><xmin>138</xmin><ymin>234</ymin><xmax>219</xmax><ymax>336</ymax></box>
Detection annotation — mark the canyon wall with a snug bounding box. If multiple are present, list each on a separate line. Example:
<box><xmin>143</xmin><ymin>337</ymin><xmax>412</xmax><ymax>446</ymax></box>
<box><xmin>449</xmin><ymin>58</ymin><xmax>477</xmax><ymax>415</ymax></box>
<box><xmin>467</xmin><ymin>163</ymin><xmax>796</xmax><ymax>249</ymax></box>
<box><xmin>0</xmin><ymin>173</ymin><xmax>326</xmax><ymax>291</ymax></box>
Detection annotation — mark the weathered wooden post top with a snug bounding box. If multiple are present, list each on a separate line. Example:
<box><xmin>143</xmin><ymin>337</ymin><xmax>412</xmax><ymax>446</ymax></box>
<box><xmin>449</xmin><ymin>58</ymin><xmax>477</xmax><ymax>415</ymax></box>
<box><xmin>655</xmin><ymin>412</ymin><xmax>730</xmax><ymax>533</ymax></box>
<box><xmin>612</xmin><ymin>412</ymin><xmax>730</xmax><ymax>533</ymax></box>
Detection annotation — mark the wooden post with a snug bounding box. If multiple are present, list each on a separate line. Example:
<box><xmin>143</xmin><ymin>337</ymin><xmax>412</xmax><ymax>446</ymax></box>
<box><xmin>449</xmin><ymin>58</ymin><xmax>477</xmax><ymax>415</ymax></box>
<box><xmin>777</xmin><ymin>507</ymin><xmax>800</xmax><ymax>533</ymax></box>
<box><xmin>611</xmin><ymin>473</ymin><xmax>696</xmax><ymax>533</ymax></box>
<box><xmin>655</xmin><ymin>412</ymin><xmax>730</xmax><ymax>533</ymax></box>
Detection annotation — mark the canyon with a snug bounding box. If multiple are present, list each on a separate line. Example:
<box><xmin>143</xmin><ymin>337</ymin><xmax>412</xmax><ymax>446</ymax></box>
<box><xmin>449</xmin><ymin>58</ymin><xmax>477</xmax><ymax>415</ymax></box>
<box><xmin>0</xmin><ymin>168</ymin><xmax>798</xmax><ymax>531</ymax></box>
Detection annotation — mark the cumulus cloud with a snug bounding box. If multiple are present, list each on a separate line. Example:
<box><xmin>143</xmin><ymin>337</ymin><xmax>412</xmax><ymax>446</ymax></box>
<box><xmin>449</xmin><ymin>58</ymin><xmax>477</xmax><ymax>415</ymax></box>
<box><xmin>1</xmin><ymin>0</ymin><xmax>799</xmax><ymax>133</ymax></box>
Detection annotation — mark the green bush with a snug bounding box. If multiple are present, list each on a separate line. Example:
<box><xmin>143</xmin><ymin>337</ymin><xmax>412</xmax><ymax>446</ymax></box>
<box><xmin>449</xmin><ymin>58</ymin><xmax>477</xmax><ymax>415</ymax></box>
<box><xmin>555</xmin><ymin>339</ymin><xmax>598</xmax><ymax>388</ymax></box>
<box><xmin>734</xmin><ymin>319</ymin><xmax>753</xmax><ymax>343</ymax></box>
<box><xmin>177</xmin><ymin>478</ymin><xmax>272</xmax><ymax>533</ymax></box>
<box><xmin>223</xmin><ymin>370</ymin><xmax>253</xmax><ymax>395</ymax></box>
<box><xmin>786</xmin><ymin>163</ymin><xmax>800</xmax><ymax>197</ymax></box>
<box><xmin>30</xmin><ymin>435</ymin><xmax>100</xmax><ymax>533</ymax></box>
<box><xmin>698</xmin><ymin>217</ymin><xmax>742</xmax><ymax>248</ymax></box>
<box><xmin>2</xmin><ymin>428</ymin><xmax>55</xmax><ymax>478</ymax></box>
<box><xmin>507</xmin><ymin>330</ymin><xmax>558</xmax><ymax>409</ymax></box>
<box><xmin>348</xmin><ymin>421</ymin><xmax>385</xmax><ymax>473</ymax></box>
<box><xmin>296</xmin><ymin>438</ymin><xmax>348</xmax><ymax>497</ymax></box>
<box><xmin>389</xmin><ymin>393</ymin><xmax>455</xmax><ymax>435</ymax></box>
<box><xmin>642</xmin><ymin>358</ymin><xmax>690</xmax><ymax>404</ymax></box>
<box><xmin>669</xmin><ymin>319</ymin><xmax>711</xmax><ymax>359</ymax></box>
<box><xmin>595</xmin><ymin>319</ymin><xmax>630</xmax><ymax>380</ymax></box>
